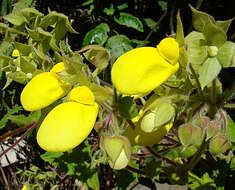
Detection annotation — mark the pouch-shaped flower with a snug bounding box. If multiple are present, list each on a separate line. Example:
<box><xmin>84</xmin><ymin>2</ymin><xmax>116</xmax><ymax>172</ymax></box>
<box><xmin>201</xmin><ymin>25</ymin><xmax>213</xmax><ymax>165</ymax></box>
<box><xmin>36</xmin><ymin>86</ymin><xmax>99</xmax><ymax>152</ymax></box>
<box><xmin>20</xmin><ymin>62</ymin><xmax>72</xmax><ymax>111</ymax></box>
<box><xmin>111</xmin><ymin>37</ymin><xmax>179</xmax><ymax>95</ymax></box>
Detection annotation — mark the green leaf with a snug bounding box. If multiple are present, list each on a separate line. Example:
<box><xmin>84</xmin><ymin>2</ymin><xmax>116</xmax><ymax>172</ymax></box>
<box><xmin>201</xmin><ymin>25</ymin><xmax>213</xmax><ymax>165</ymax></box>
<box><xmin>227</xmin><ymin>115</ymin><xmax>235</xmax><ymax>143</ymax></box>
<box><xmin>158</xmin><ymin>1</ymin><xmax>167</xmax><ymax>11</ymax></box>
<box><xmin>20</xmin><ymin>56</ymin><xmax>36</xmax><ymax>73</ymax></box>
<box><xmin>8</xmin><ymin>71</ymin><xmax>28</xmax><ymax>84</ymax></box>
<box><xmin>189</xmin><ymin>173</ymin><xmax>217</xmax><ymax>190</ymax></box>
<box><xmin>185</xmin><ymin>31</ymin><xmax>208</xmax><ymax>65</ymax></box>
<box><xmin>86</xmin><ymin>170</ymin><xmax>100</xmax><ymax>190</ymax></box>
<box><xmin>176</xmin><ymin>11</ymin><xmax>184</xmax><ymax>47</ymax></box>
<box><xmin>203</xmin><ymin>18</ymin><xmax>227</xmax><ymax>47</ymax></box>
<box><xmin>144</xmin><ymin>18</ymin><xmax>158</xmax><ymax>32</ymax></box>
<box><xmin>0</xmin><ymin>104</ymin><xmax>23</xmax><ymax>129</ymax></box>
<box><xmin>90</xmin><ymin>83</ymin><xmax>112</xmax><ymax>102</ymax></box>
<box><xmin>114</xmin><ymin>12</ymin><xmax>143</xmax><ymax>32</ymax></box>
<box><xmin>21</xmin><ymin>8</ymin><xmax>41</xmax><ymax>21</ymax></box>
<box><xmin>199</xmin><ymin>57</ymin><xmax>221</xmax><ymax>89</ymax></box>
<box><xmin>117</xmin><ymin>3</ymin><xmax>128</xmax><ymax>11</ymax></box>
<box><xmin>118</xmin><ymin>96</ymin><xmax>138</xmax><ymax>119</ymax></box>
<box><xmin>82</xmin><ymin>45</ymin><xmax>110</xmax><ymax>71</ymax></box>
<box><xmin>216</xmin><ymin>18</ymin><xmax>234</xmax><ymax>33</ymax></box>
<box><xmin>7</xmin><ymin>110</ymin><xmax>41</xmax><ymax>126</ymax></box>
<box><xmin>230</xmin><ymin>156</ymin><xmax>235</xmax><ymax>171</ymax></box>
<box><xmin>0</xmin><ymin>55</ymin><xmax>12</xmax><ymax>68</ymax></box>
<box><xmin>104</xmin><ymin>4</ymin><xmax>115</xmax><ymax>16</ymax></box>
<box><xmin>83</xmin><ymin>23</ymin><xmax>110</xmax><ymax>46</ymax></box>
<box><xmin>40</xmin><ymin>152</ymin><xmax>64</xmax><ymax>165</ymax></box>
<box><xmin>3</xmin><ymin>12</ymin><xmax>26</xmax><ymax>26</ymax></box>
<box><xmin>217</xmin><ymin>41</ymin><xmax>235</xmax><ymax>68</ymax></box>
<box><xmin>105</xmin><ymin>35</ymin><xmax>133</xmax><ymax>60</ymax></box>
<box><xmin>189</xmin><ymin>5</ymin><xmax>215</xmax><ymax>32</ymax></box>
<box><xmin>54</xmin><ymin>18</ymin><xmax>67</xmax><ymax>42</ymax></box>
<box><xmin>14</xmin><ymin>42</ymin><xmax>32</xmax><ymax>56</ymax></box>
<box><xmin>115</xmin><ymin>169</ymin><xmax>138</xmax><ymax>190</ymax></box>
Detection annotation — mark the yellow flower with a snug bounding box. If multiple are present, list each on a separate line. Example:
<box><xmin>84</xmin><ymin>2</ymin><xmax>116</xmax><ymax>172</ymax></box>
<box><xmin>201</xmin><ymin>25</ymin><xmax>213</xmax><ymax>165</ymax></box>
<box><xmin>37</xmin><ymin>86</ymin><xmax>99</xmax><ymax>152</ymax></box>
<box><xmin>20</xmin><ymin>62</ymin><xmax>72</xmax><ymax>111</ymax></box>
<box><xmin>12</xmin><ymin>49</ymin><xmax>20</xmax><ymax>57</ymax></box>
<box><xmin>111</xmin><ymin>37</ymin><xmax>179</xmax><ymax>95</ymax></box>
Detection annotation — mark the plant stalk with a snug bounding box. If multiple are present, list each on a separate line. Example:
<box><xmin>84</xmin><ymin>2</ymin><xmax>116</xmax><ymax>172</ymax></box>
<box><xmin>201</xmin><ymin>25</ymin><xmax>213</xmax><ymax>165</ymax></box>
<box><xmin>146</xmin><ymin>146</ymin><xmax>178</xmax><ymax>167</ymax></box>
<box><xmin>187</xmin><ymin>135</ymin><xmax>207</xmax><ymax>171</ymax></box>
<box><xmin>144</xmin><ymin>11</ymin><xmax>167</xmax><ymax>42</ymax></box>
<box><xmin>189</xmin><ymin>63</ymin><xmax>205</xmax><ymax>101</ymax></box>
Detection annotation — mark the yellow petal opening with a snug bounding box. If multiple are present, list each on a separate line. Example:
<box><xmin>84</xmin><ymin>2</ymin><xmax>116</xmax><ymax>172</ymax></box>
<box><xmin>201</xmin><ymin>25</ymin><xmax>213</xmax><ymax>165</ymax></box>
<box><xmin>37</xmin><ymin>102</ymin><xmax>99</xmax><ymax>152</ymax></box>
<box><xmin>111</xmin><ymin>47</ymin><xmax>179</xmax><ymax>95</ymax></box>
<box><xmin>50</xmin><ymin>62</ymin><xmax>65</xmax><ymax>73</ymax></box>
<box><xmin>21</xmin><ymin>72</ymin><xmax>72</xmax><ymax>111</ymax></box>
<box><xmin>12</xmin><ymin>49</ymin><xmax>20</xmax><ymax>57</ymax></box>
<box><xmin>157</xmin><ymin>37</ymin><xmax>179</xmax><ymax>65</ymax></box>
<box><xmin>69</xmin><ymin>86</ymin><xmax>95</xmax><ymax>105</ymax></box>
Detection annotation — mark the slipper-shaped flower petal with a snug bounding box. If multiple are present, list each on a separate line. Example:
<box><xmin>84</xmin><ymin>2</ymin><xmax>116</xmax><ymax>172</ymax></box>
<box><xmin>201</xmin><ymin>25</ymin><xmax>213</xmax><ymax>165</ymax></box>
<box><xmin>37</xmin><ymin>86</ymin><xmax>99</xmax><ymax>152</ymax></box>
<box><xmin>111</xmin><ymin>37</ymin><xmax>179</xmax><ymax>95</ymax></box>
<box><xmin>20</xmin><ymin>62</ymin><xmax>72</xmax><ymax>111</ymax></box>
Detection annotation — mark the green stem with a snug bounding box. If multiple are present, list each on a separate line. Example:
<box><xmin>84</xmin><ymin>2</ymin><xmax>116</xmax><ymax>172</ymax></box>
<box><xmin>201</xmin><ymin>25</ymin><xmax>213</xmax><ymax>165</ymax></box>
<box><xmin>208</xmin><ymin>79</ymin><xmax>217</xmax><ymax>119</ymax></box>
<box><xmin>187</xmin><ymin>135</ymin><xmax>207</xmax><ymax>171</ymax></box>
<box><xmin>126</xmin><ymin>119</ymin><xmax>136</xmax><ymax>130</ymax></box>
<box><xmin>113</xmin><ymin>114</ymin><xmax>119</xmax><ymax>136</ymax></box>
<box><xmin>189</xmin><ymin>63</ymin><xmax>205</xmax><ymax>101</ymax></box>
<box><xmin>144</xmin><ymin>11</ymin><xmax>167</xmax><ymax>42</ymax></box>
<box><xmin>224</xmin><ymin>104</ymin><xmax>235</xmax><ymax>108</ymax></box>
<box><xmin>146</xmin><ymin>146</ymin><xmax>178</xmax><ymax>167</ymax></box>
<box><xmin>188</xmin><ymin>171</ymin><xmax>203</xmax><ymax>185</ymax></box>
<box><xmin>126</xmin><ymin>165</ymin><xmax>146</xmax><ymax>176</ymax></box>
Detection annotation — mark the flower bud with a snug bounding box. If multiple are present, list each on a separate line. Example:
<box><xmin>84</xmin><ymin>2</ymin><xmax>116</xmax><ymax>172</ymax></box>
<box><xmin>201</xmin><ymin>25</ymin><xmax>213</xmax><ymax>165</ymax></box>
<box><xmin>209</xmin><ymin>135</ymin><xmax>229</xmax><ymax>155</ymax></box>
<box><xmin>20</xmin><ymin>62</ymin><xmax>72</xmax><ymax>111</ymax></box>
<box><xmin>208</xmin><ymin>46</ymin><xmax>218</xmax><ymax>57</ymax></box>
<box><xmin>12</xmin><ymin>49</ymin><xmax>20</xmax><ymax>57</ymax></box>
<box><xmin>100</xmin><ymin>136</ymin><xmax>131</xmax><ymax>170</ymax></box>
<box><xmin>206</xmin><ymin>121</ymin><xmax>221</xmax><ymax>140</ymax></box>
<box><xmin>111</xmin><ymin>37</ymin><xmax>179</xmax><ymax>95</ymax></box>
<box><xmin>178</xmin><ymin>124</ymin><xmax>202</xmax><ymax>147</ymax></box>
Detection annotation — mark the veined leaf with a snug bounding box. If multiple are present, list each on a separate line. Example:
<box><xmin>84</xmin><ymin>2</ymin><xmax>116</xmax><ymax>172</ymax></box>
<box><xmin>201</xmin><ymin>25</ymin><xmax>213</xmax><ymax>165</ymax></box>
<box><xmin>106</xmin><ymin>35</ymin><xmax>133</xmax><ymax>60</ymax></box>
<box><xmin>199</xmin><ymin>57</ymin><xmax>221</xmax><ymax>89</ymax></box>
<box><xmin>83</xmin><ymin>23</ymin><xmax>110</xmax><ymax>46</ymax></box>
<box><xmin>203</xmin><ymin>18</ymin><xmax>227</xmax><ymax>47</ymax></box>
<box><xmin>114</xmin><ymin>12</ymin><xmax>143</xmax><ymax>32</ymax></box>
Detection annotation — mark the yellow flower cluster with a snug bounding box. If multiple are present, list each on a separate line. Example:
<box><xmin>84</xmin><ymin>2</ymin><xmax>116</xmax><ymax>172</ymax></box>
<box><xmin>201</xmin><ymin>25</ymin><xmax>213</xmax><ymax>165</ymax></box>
<box><xmin>20</xmin><ymin>37</ymin><xmax>179</xmax><ymax>153</ymax></box>
<box><xmin>20</xmin><ymin>63</ymin><xmax>98</xmax><ymax>152</ymax></box>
